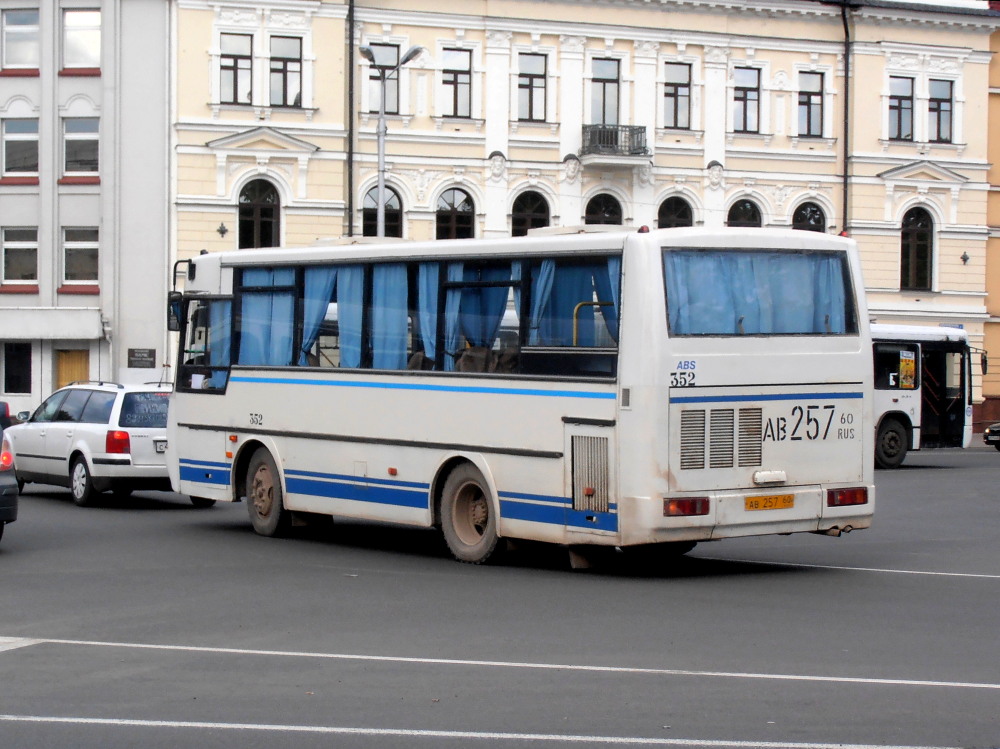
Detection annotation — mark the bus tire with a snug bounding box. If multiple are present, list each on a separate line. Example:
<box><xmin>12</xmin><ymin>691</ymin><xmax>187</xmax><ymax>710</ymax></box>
<box><xmin>875</xmin><ymin>419</ymin><xmax>907</xmax><ymax>469</ymax></box>
<box><xmin>246</xmin><ymin>448</ymin><xmax>288</xmax><ymax>537</ymax></box>
<box><xmin>440</xmin><ymin>463</ymin><xmax>500</xmax><ymax>564</ymax></box>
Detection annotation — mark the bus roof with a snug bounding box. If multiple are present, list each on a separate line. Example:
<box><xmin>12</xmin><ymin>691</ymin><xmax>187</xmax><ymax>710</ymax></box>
<box><xmin>871</xmin><ymin>322</ymin><xmax>969</xmax><ymax>343</ymax></box>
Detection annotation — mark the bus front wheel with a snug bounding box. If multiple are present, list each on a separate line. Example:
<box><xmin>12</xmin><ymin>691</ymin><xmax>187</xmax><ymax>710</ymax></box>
<box><xmin>875</xmin><ymin>419</ymin><xmax>907</xmax><ymax>469</ymax></box>
<box><xmin>246</xmin><ymin>448</ymin><xmax>288</xmax><ymax>537</ymax></box>
<box><xmin>440</xmin><ymin>464</ymin><xmax>500</xmax><ymax>564</ymax></box>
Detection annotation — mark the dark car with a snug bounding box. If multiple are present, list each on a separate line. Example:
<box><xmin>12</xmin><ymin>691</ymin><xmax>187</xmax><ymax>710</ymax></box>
<box><xmin>984</xmin><ymin>423</ymin><xmax>1000</xmax><ymax>451</ymax></box>
<box><xmin>0</xmin><ymin>434</ymin><xmax>17</xmax><ymax>543</ymax></box>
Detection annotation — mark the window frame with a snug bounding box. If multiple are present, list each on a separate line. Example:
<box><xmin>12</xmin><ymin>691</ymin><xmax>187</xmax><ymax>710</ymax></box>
<box><xmin>269</xmin><ymin>35</ymin><xmax>302</xmax><ymax>108</ymax></box>
<box><xmin>2</xmin><ymin>226</ymin><xmax>38</xmax><ymax>283</ymax></box>
<box><xmin>517</xmin><ymin>52</ymin><xmax>547</xmax><ymax>123</ymax></box>
<box><xmin>797</xmin><ymin>71</ymin><xmax>823</xmax><ymax>138</ymax></box>
<box><xmin>442</xmin><ymin>48</ymin><xmax>472</xmax><ymax>119</ymax></box>
<box><xmin>733</xmin><ymin>67</ymin><xmax>760</xmax><ymax>134</ymax></box>
<box><xmin>63</xmin><ymin>227</ymin><xmax>99</xmax><ymax>284</ymax></box>
<box><xmin>2</xmin><ymin>118</ymin><xmax>38</xmax><ymax>176</ymax></box>
<box><xmin>367</xmin><ymin>43</ymin><xmax>401</xmax><ymax>115</ymax></box>
<box><xmin>889</xmin><ymin>75</ymin><xmax>914</xmax><ymax>141</ymax></box>
<box><xmin>663</xmin><ymin>62</ymin><xmax>691</xmax><ymax>130</ymax></box>
<box><xmin>591</xmin><ymin>58</ymin><xmax>620</xmax><ymax>126</ymax></box>
<box><xmin>220</xmin><ymin>32</ymin><xmax>253</xmax><ymax>106</ymax></box>
<box><xmin>362</xmin><ymin>186</ymin><xmax>403</xmax><ymax>238</ymax></box>
<box><xmin>62</xmin><ymin>117</ymin><xmax>99</xmax><ymax>176</ymax></box>
<box><xmin>928</xmin><ymin>78</ymin><xmax>953</xmax><ymax>144</ymax></box>
<box><xmin>2</xmin><ymin>341</ymin><xmax>31</xmax><ymax>394</ymax></box>
<box><xmin>61</xmin><ymin>8</ymin><xmax>101</xmax><ymax>71</ymax></box>
<box><xmin>2</xmin><ymin>9</ymin><xmax>39</xmax><ymax>71</ymax></box>
<box><xmin>900</xmin><ymin>207</ymin><xmax>933</xmax><ymax>291</ymax></box>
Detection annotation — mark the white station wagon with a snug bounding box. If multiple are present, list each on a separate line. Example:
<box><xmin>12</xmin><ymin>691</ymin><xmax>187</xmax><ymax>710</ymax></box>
<box><xmin>5</xmin><ymin>381</ymin><xmax>190</xmax><ymax>506</ymax></box>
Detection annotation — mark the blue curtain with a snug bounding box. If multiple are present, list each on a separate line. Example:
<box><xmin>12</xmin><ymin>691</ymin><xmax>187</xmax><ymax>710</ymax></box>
<box><xmin>664</xmin><ymin>250</ymin><xmax>849</xmax><ymax>335</ymax></box>
<box><xmin>207</xmin><ymin>300</ymin><xmax>232</xmax><ymax>389</ymax></box>
<box><xmin>528</xmin><ymin>260</ymin><xmax>555</xmax><ymax>344</ymax></box>
<box><xmin>372</xmin><ymin>263</ymin><xmax>408</xmax><ymax>370</ymax></box>
<box><xmin>460</xmin><ymin>266</ymin><xmax>510</xmax><ymax>347</ymax></box>
<box><xmin>443</xmin><ymin>262</ymin><xmax>464</xmax><ymax>371</ymax></box>
<box><xmin>338</xmin><ymin>265</ymin><xmax>365</xmax><ymax>368</ymax></box>
<box><xmin>239</xmin><ymin>268</ymin><xmax>295</xmax><ymax>365</ymax></box>
<box><xmin>418</xmin><ymin>262</ymin><xmax>439</xmax><ymax>360</ymax></box>
<box><xmin>299</xmin><ymin>266</ymin><xmax>337</xmax><ymax>365</ymax></box>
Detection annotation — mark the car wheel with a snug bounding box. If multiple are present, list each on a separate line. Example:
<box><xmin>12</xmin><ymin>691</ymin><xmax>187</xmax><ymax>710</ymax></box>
<box><xmin>875</xmin><ymin>419</ymin><xmax>907</xmax><ymax>470</ymax></box>
<box><xmin>0</xmin><ymin>522</ymin><xmax>4</xmax><ymax>542</ymax></box>
<box><xmin>245</xmin><ymin>448</ymin><xmax>288</xmax><ymax>536</ymax></box>
<box><xmin>994</xmin><ymin>444</ymin><xmax>1000</xmax><ymax>453</ymax></box>
<box><xmin>190</xmin><ymin>496</ymin><xmax>216</xmax><ymax>508</ymax></box>
<box><xmin>70</xmin><ymin>456</ymin><xmax>97</xmax><ymax>507</ymax></box>
<box><xmin>440</xmin><ymin>463</ymin><xmax>500</xmax><ymax>564</ymax></box>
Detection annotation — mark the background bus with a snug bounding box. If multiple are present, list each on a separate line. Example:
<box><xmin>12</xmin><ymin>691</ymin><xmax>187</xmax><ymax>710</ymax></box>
<box><xmin>871</xmin><ymin>323</ymin><xmax>976</xmax><ymax>469</ymax></box>
<box><xmin>167</xmin><ymin>227</ymin><xmax>873</xmax><ymax>565</ymax></box>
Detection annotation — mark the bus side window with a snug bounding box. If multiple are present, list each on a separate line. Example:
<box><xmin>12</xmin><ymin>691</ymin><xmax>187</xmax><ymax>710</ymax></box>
<box><xmin>874</xmin><ymin>343</ymin><xmax>918</xmax><ymax>390</ymax></box>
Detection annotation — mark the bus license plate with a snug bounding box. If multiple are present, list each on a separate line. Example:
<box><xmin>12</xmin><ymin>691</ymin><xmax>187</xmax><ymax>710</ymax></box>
<box><xmin>154</xmin><ymin>440</ymin><xmax>167</xmax><ymax>453</ymax></box>
<box><xmin>745</xmin><ymin>494</ymin><xmax>794</xmax><ymax>511</ymax></box>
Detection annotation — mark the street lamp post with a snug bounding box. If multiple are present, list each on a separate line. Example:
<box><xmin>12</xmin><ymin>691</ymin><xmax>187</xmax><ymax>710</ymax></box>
<box><xmin>359</xmin><ymin>44</ymin><xmax>423</xmax><ymax>238</ymax></box>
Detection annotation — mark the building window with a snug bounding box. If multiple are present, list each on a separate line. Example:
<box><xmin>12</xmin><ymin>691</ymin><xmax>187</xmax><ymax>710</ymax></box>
<box><xmin>798</xmin><ymin>72</ymin><xmax>823</xmax><ymax>137</ymax></box>
<box><xmin>270</xmin><ymin>36</ymin><xmax>302</xmax><ymax>107</ymax></box>
<box><xmin>585</xmin><ymin>194</ymin><xmax>622</xmax><ymax>225</ymax></box>
<box><xmin>362</xmin><ymin>186</ymin><xmax>403</xmax><ymax>238</ymax></box>
<box><xmin>889</xmin><ymin>76</ymin><xmax>913</xmax><ymax>141</ymax></box>
<box><xmin>442</xmin><ymin>48</ymin><xmax>472</xmax><ymax>118</ymax></box>
<box><xmin>900</xmin><ymin>207</ymin><xmax>932</xmax><ymax>291</ymax></box>
<box><xmin>64</xmin><ymin>228</ymin><xmax>99</xmax><ymax>282</ymax></box>
<box><xmin>63</xmin><ymin>117</ymin><xmax>99</xmax><ymax>174</ymax></box>
<box><xmin>221</xmin><ymin>33</ymin><xmax>252</xmax><ymax>105</ymax></box>
<box><xmin>239</xmin><ymin>179</ymin><xmax>280</xmax><ymax>248</ymax></box>
<box><xmin>591</xmin><ymin>58</ymin><xmax>619</xmax><ymax>126</ymax></box>
<box><xmin>367</xmin><ymin>43</ymin><xmax>400</xmax><ymax>115</ymax></box>
<box><xmin>511</xmin><ymin>191</ymin><xmax>550</xmax><ymax>236</ymax></box>
<box><xmin>2</xmin><ymin>9</ymin><xmax>39</xmax><ymax>69</ymax></box>
<box><xmin>2</xmin><ymin>227</ymin><xmax>37</xmax><ymax>282</ymax></box>
<box><xmin>62</xmin><ymin>9</ymin><xmax>101</xmax><ymax>69</ymax></box>
<box><xmin>792</xmin><ymin>202</ymin><xmax>826</xmax><ymax>232</ymax></box>
<box><xmin>517</xmin><ymin>53</ymin><xmax>546</xmax><ymax>122</ymax></box>
<box><xmin>928</xmin><ymin>79</ymin><xmax>953</xmax><ymax>144</ymax></box>
<box><xmin>3</xmin><ymin>342</ymin><xmax>31</xmax><ymax>393</ymax></box>
<box><xmin>436</xmin><ymin>188</ymin><xmax>474</xmax><ymax>239</ymax></box>
<box><xmin>727</xmin><ymin>199</ymin><xmax>762</xmax><ymax>227</ymax></box>
<box><xmin>664</xmin><ymin>62</ymin><xmax>691</xmax><ymax>130</ymax></box>
<box><xmin>2</xmin><ymin>119</ymin><xmax>38</xmax><ymax>175</ymax></box>
<box><xmin>733</xmin><ymin>67</ymin><xmax>760</xmax><ymax>134</ymax></box>
<box><xmin>657</xmin><ymin>196</ymin><xmax>693</xmax><ymax>228</ymax></box>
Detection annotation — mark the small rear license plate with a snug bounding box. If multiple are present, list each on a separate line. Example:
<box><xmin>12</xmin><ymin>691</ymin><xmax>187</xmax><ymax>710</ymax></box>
<box><xmin>154</xmin><ymin>440</ymin><xmax>167</xmax><ymax>453</ymax></box>
<box><xmin>745</xmin><ymin>493</ymin><xmax>794</xmax><ymax>511</ymax></box>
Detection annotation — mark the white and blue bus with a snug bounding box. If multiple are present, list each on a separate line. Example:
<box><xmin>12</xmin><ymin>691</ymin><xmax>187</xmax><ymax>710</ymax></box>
<box><xmin>167</xmin><ymin>227</ymin><xmax>874</xmax><ymax>564</ymax></box>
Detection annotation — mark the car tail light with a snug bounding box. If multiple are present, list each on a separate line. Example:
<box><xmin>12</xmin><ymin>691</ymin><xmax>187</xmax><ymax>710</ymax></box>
<box><xmin>106</xmin><ymin>430</ymin><xmax>131</xmax><ymax>454</ymax></box>
<box><xmin>827</xmin><ymin>487</ymin><xmax>868</xmax><ymax>507</ymax></box>
<box><xmin>0</xmin><ymin>437</ymin><xmax>13</xmax><ymax>471</ymax></box>
<box><xmin>664</xmin><ymin>497</ymin><xmax>710</xmax><ymax>517</ymax></box>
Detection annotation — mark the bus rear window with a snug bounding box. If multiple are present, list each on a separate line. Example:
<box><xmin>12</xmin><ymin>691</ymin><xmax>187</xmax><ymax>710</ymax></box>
<box><xmin>663</xmin><ymin>248</ymin><xmax>858</xmax><ymax>336</ymax></box>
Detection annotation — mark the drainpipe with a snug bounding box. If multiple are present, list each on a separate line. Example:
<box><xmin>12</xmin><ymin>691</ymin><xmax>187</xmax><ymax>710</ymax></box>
<box><xmin>840</xmin><ymin>2</ymin><xmax>853</xmax><ymax>234</ymax></box>
<box><xmin>346</xmin><ymin>0</ymin><xmax>356</xmax><ymax>236</ymax></box>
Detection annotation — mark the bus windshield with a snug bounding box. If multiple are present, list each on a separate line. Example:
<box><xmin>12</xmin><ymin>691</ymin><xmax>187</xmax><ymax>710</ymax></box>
<box><xmin>664</xmin><ymin>248</ymin><xmax>858</xmax><ymax>336</ymax></box>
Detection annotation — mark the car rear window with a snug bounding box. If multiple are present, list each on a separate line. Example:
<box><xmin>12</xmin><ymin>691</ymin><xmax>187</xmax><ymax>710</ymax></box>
<box><xmin>118</xmin><ymin>392</ymin><xmax>169</xmax><ymax>428</ymax></box>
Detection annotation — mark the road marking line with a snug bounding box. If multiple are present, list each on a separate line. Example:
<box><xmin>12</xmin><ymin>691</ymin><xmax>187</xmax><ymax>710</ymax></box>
<box><xmin>700</xmin><ymin>558</ymin><xmax>1000</xmax><ymax>580</ymax></box>
<box><xmin>13</xmin><ymin>637</ymin><xmax>1000</xmax><ymax>691</ymax></box>
<box><xmin>0</xmin><ymin>637</ymin><xmax>39</xmax><ymax>653</ymax></box>
<box><xmin>0</xmin><ymin>714</ymin><xmax>966</xmax><ymax>749</ymax></box>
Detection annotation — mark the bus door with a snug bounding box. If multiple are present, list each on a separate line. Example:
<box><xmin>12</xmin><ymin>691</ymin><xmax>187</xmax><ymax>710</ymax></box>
<box><xmin>563</xmin><ymin>421</ymin><xmax>618</xmax><ymax>538</ymax></box>
<box><xmin>874</xmin><ymin>341</ymin><xmax>921</xmax><ymax>442</ymax></box>
<box><xmin>919</xmin><ymin>342</ymin><xmax>969</xmax><ymax>448</ymax></box>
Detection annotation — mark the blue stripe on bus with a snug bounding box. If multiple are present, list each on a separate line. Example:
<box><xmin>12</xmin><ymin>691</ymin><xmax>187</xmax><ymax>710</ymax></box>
<box><xmin>286</xmin><ymin>476</ymin><xmax>428</xmax><ymax>509</ymax></box>
<box><xmin>671</xmin><ymin>391</ymin><xmax>864</xmax><ymax>404</ymax></box>
<box><xmin>229</xmin><ymin>375</ymin><xmax>616</xmax><ymax>400</ymax></box>
<box><xmin>500</xmin><ymin>499</ymin><xmax>619</xmax><ymax>532</ymax></box>
<box><xmin>285</xmin><ymin>468</ymin><xmax>428</xmax><ymax>491</ymax></box>
<box><xmin>179</xmin><ymin>465</ymin><xmax>231</xmax><ymax>485</ymax></box>
<box><xmin>179</xmin><ymin>458</ymin><xmax>232</xmax><ymax>469</ymax></box>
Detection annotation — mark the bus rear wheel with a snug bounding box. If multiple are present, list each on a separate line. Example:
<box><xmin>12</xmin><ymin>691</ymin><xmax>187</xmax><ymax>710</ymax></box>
<box><xmin>246</xmin><ymin>448</ymin><xmax>288</xmax><ymax>537</ymax></box>
<box><xmin>875</xmin><ymin>419</ymin><xmax>907</xmax><ymax>469</ymax></box>
<box><xmin>440</xmin><ymin>464</ymin><xmax>500</xmax><ymax>564</ymax></box>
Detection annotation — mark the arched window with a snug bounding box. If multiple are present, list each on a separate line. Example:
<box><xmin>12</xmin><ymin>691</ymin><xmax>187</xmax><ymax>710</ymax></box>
<box><xmin>727</xmin><ymin>199</ymin><xmax>762</xmax><ymax>228</ymax></box>
<box><xmin>436</xmin><ymin>188</ymin><xmax>475</xmax><ymax>239</ymax></box>
<box><xmin>901</xmin><ymin>207</ymin><xmax>933</xmax><ymax>291</ymax></box>
<box><xmin>792</xmin><ymin>202</ymin><xmax>826</xmax><ymax>232</ymax></box>
<box><xmin>657</xmin><ymin>196</ymin><xmax>693</xmax><ymax>228</ymax></box>
<box><xmin>585</xmin><ymin>194</ymin><xmax>622</xmax><ymax>225</ymax></box>
<box><xmin>511</xmin><ymin>191</ymin><xmax>550</xmax><ymax>237</ymax></box>
<box><xmin>362</xmin><ymin>186</ymin><xmax>403</xmax><ymax>238</ymax></box>
<box><xmin>238</xmin><ymin>179</ymin><xmax>280</xmax><ymax>248</ymax></box>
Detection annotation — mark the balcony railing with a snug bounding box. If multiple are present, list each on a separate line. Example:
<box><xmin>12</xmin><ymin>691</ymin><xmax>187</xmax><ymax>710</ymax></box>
<box><xmin>580</xmin><ymin>125</ymin><xmax>648</xmax><ymax>157</ymax></box>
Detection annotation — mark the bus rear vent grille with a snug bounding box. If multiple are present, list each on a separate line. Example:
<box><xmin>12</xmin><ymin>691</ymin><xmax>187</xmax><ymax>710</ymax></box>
<box><xmin>680</xmin><ymin>407</ymin><xmax>763</xmax><ymax>470</ymax></box>
<box><xmin>572</xmin><ymin>435</ymin><xmax>610</xmax><ymax>513</ymax></box>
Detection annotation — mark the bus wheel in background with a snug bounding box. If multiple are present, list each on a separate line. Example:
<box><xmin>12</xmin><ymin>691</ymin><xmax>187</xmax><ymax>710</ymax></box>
<box><xmin>246</xmin><ymin>448</ymin><xmax>289</xmax><ymax>536</ymax></box>
<box><xmin>70</xmin><ymin>457</ymin><xmax>96</xmax><ymax>507</ymax></box>
<box><xmin>190</xmin><ymin>496</ymin><xmax>216</xmax><ymax>508</ymax></box>
<box><xmin>440</xmin><ymin>463</ymin><xmax>500</xmax><ymax>564</ymax></box>
<box><xmin>875</xmin><ymin>419</ymin><xmax>907</xmax><ymax>469</ymax></box>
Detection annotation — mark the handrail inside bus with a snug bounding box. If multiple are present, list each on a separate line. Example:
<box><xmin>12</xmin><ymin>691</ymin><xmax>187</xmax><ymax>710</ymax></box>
<box><xmin>572</xmin><ymin>301</ymin><xmax>612</xmax><ymax>346</ymax></box>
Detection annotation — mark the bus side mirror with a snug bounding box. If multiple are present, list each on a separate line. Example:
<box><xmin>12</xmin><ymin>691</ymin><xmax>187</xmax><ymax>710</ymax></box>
<box><xmin>167</xmin><ymin>291</ymin><xmax>182</xmax><ymax>332</ymax></box>
<box><xmin>982</xmin><ymin>352</ymin><xmax>988</xmax><ymax>376</ymax></box>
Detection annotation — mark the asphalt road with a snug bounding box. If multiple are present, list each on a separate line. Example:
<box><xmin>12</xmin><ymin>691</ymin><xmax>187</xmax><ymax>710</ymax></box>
<box><xmin>0</xmin><ymin>446</ymin><xmax>998</xmax><ymax>749</ymax></box>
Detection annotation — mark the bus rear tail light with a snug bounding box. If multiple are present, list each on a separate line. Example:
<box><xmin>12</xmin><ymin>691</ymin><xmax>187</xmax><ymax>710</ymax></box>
<box><xmin>105</xmin><ymin>430</ymin><xmax>131</xmax><ymax>454</ymax></box>
<box><xmin>0</xmin><ymin>437</ymin><xmax>14</xmax><ymax>471</ymax></box>
<box><xmin>827</xmin><ymin>488</ymin><xmax>868</xmax><ymax>507</ymax></box>
<box><xmin>664</xmin><ymin>497</ymin><xmax>710</xmax><ymax>517</ymax></box>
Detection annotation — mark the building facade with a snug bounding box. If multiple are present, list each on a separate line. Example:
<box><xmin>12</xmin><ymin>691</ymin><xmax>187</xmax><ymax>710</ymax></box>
<box><xmin>0</xmin><ymin>0</ymin><xmax>171</xmax><ymax>414</ymax></box>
